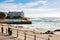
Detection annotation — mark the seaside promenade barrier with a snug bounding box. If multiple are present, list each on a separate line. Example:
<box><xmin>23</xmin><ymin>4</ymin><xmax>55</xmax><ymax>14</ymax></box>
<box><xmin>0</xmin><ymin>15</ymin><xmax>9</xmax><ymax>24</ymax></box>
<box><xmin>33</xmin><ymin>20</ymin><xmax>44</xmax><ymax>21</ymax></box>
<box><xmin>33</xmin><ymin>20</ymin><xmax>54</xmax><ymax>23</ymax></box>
<box><xmin>0</xmin><ymin>23</ymin><xmax>50</xmax><ymax>40</ymax></box>
<box><xmin>10</xmin><ymin>27</ymin><xmax>49</xmax><ymax>40</ymax></box>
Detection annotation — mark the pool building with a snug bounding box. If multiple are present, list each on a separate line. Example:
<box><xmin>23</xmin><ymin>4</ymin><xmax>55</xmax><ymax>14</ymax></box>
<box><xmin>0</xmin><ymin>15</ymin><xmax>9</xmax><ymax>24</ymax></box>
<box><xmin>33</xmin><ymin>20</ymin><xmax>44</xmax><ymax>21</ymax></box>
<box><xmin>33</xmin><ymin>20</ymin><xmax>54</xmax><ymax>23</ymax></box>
<box><xmin>7</xmin><ymin>11</ymin><xmax>24</xmax><ymax>18</ymax></box>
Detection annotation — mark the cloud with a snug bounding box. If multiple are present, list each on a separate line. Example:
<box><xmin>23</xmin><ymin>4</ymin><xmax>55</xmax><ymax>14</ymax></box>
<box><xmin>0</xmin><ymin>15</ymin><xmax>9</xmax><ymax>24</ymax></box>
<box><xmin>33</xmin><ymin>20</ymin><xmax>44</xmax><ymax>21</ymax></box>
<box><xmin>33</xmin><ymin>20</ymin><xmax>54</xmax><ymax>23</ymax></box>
<box><xmin>0</xmin><ymin>0</ymin><xmax>60</xmax><ymax>18</ymax></box>
<box><xmin>0</xmin><ymin>3</ymin><xmax>23</xmax><ymax>11</ymax></box>
<box><xmin>23</xmin><ymin>8</ymin><xmax>60</xmax><ymax>18</ymax></box>
<box><xmin>45</xmin><ymin>0</ymin><xmax>60</xmax><ymax>8</ymax></box>
<box><xmin>24</xmin><ymin>0</ymin><xmax>48</xmax><ymax>8</ymax></box>
<box><xmin>0</xmin><ymin>3</ymin><xmax>17</xmax><ymax>11</ymax></box>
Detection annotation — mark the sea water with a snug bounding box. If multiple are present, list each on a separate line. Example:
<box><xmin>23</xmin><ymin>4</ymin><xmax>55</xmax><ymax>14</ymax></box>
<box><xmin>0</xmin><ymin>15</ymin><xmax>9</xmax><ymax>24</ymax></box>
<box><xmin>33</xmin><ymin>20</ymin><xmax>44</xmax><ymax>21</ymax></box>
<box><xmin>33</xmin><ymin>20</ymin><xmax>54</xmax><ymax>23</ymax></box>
<box><xmin>30</xmin><ymin>17</ymin><xmax>60</xmax><ymax>32</ymax></box>
<box><xmin>10</xmin><ymin>18</ymin><xmax>60</xmax><ymax>32</ymax></box>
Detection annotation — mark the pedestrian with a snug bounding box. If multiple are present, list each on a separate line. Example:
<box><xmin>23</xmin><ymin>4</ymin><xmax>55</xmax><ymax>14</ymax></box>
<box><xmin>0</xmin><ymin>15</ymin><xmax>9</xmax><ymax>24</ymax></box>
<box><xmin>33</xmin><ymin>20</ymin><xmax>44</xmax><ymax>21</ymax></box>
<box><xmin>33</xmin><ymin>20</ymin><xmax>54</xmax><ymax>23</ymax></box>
<box><xmin>8</xmin><ymin>27</ymin><xmax>12</xmax><ymax>36</ymax></box>
<box><xmin>1</xmin><ymin>27</ymin><xmax>3</xmax><ymax>34</ymax></box>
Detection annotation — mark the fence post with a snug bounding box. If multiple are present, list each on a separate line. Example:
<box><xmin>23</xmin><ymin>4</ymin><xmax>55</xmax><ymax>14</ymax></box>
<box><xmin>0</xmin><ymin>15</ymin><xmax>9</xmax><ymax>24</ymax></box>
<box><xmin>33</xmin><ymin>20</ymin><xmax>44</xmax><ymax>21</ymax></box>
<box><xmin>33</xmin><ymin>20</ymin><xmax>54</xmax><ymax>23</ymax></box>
<box><xmin>48</xmin><ymin>38</ymin><xmax>50</xmax><ymax>40</ymax></box>
<box><xmin>17</xmin><ymin>30</ymin><xmax>18</xmax><ymax>37</ymax></box>
<box><xmin>6</xmin><ymin>28</ymin><xmax>7</xmax><ymax>34</ymax></box>
<box><xmin>34</xmin><ymin>34</ymin><xmax>36</xmax><ymax>40</ymax></box>
<box><xmin>24</xmin><ymin>32</ymin><xmax>26</xmax><ymax>40</ymax></box>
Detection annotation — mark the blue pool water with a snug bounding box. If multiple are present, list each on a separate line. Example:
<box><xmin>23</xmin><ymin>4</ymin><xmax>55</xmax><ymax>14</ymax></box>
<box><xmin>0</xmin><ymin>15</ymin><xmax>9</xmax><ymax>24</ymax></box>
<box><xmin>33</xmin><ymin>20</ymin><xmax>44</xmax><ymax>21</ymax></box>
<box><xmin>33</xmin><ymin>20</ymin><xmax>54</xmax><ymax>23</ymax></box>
<box><xmin>5</xmin><ymin>19</ymin><xmax>22</xmax><ymax>22</ymax></box>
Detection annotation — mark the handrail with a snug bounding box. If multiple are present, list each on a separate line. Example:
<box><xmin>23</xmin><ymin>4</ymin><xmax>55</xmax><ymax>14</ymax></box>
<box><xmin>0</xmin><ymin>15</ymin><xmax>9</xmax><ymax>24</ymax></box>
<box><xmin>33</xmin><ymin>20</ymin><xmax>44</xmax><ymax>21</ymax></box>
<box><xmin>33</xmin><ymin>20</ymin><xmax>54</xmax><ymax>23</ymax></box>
<box><xmin>0</xmin><ymin>23</ymin><xmax>48</xmax><ymax>40</ymax></box>
<box><xmin>11</xmin><ymin>27</ymin><xmax>48</xmax><ymax>40</ymax></box>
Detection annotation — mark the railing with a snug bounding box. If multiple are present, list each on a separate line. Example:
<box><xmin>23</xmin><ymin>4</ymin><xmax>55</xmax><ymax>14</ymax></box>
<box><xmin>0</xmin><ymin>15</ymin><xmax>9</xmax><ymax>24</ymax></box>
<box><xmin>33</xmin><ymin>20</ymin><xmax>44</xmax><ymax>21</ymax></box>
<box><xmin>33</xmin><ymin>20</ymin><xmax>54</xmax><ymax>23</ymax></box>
<box><xmin>11</xmin><ymin>27</ymin><xmax>49</xmax><ymax>40</ymax></box>
<box><xmin>12</xmin><ymin>29</ymin><xmax>47</xmax><ymax>40</ymax></box>
<box><xmin>0</xmin><ymin>23</ymin><xmax>50</xmax><ymax>40</ymax></box>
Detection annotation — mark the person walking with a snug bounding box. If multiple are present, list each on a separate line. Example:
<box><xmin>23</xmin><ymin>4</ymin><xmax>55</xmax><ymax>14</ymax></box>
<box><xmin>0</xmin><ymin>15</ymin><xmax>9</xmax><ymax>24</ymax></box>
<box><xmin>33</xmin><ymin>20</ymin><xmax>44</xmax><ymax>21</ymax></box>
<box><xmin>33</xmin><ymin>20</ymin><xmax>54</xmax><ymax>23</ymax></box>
<box><xmin>8</xmin><ymin>27</ymin><xmax>12</xmax><ymax>36</ymax></box>
<box><xmin>1</xmin><ymin>27</ymin><xmax>3</xmax><ymax>34</ymax></box>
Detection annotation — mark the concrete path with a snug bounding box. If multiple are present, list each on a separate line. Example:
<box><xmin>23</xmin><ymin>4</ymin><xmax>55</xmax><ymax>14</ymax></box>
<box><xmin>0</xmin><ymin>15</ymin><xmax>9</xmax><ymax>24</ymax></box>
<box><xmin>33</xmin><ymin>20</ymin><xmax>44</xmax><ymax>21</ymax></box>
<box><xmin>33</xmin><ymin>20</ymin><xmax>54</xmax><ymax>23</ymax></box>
<box><xmin>0</xmin><ymin>33</ymin><xmax>21</xmax><ymax>40</ymax></box>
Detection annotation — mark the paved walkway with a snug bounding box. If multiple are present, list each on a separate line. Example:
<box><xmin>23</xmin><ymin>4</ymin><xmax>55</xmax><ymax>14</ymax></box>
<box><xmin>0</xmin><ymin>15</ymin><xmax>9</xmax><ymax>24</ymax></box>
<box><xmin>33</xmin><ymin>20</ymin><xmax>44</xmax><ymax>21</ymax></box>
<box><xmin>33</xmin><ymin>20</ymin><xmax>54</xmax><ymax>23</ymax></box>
<box><xmin>0</xmin><ymin>33</ymin><xmax>21</xmax><ymax>40</ymax></box>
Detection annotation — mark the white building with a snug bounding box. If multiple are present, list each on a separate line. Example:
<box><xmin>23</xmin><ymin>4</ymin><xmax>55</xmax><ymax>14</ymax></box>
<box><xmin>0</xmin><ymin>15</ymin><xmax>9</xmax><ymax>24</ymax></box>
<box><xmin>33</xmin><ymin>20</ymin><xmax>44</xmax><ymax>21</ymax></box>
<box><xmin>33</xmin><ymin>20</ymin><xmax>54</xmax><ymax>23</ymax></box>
<box><xmin>7</xmin><ymin>11</ymin><xmax>24</xmax><ymax>18</ymax></box>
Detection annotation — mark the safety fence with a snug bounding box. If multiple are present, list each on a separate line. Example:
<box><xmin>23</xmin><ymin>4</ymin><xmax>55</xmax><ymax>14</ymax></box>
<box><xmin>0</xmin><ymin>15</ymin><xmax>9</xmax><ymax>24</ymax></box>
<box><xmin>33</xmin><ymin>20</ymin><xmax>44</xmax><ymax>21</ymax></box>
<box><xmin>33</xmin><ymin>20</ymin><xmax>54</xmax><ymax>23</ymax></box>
<box><xmin>11</xmin><ymin>28</ymin><xmax>49</xmax><ymax>40</ymax></box>
<box><xmin>0</xmin><ymin>23</ymin><xmax>50</xmax><ymax>40</ymax></box>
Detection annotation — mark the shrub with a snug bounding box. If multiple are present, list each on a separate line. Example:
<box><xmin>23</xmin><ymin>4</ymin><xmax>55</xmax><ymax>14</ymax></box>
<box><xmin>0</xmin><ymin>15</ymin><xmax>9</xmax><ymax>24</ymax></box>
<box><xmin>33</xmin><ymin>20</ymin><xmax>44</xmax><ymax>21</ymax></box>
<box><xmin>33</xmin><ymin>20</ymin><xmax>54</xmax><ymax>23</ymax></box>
<box><xmin>0</xmin><ymin>12</ymin><xmax>6</xmax><ymax>19</ymax></box>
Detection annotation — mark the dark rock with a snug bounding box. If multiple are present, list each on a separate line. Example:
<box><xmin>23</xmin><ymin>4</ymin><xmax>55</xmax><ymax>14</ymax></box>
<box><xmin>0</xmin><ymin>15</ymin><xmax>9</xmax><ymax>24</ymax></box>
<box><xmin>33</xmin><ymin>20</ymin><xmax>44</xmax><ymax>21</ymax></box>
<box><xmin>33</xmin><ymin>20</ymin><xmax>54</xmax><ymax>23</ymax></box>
<box><xmin>54</xmin><ymin>29</ymin><xmax>60</xmax><ymax>32</ymax></box>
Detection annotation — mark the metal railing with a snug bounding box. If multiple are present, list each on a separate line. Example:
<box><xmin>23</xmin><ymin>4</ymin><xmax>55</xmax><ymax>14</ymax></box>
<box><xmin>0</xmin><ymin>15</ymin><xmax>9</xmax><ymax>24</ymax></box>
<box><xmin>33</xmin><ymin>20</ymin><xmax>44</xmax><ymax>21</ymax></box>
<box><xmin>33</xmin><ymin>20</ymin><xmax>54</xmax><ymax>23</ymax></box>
<box><xmin>11</xmin><ymin>27</ymin><xmax>48</xmax><ymax>40</ymax></box>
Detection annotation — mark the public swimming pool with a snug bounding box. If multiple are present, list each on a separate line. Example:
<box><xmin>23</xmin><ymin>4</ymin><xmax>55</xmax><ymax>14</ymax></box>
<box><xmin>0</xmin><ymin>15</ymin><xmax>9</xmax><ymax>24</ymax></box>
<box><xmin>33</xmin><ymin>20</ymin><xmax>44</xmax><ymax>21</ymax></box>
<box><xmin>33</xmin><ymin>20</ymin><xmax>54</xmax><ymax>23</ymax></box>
<box><xmin>5</xmin><ymin>19</ymin><xmax>22</xmax><ymax>22</ymax></box>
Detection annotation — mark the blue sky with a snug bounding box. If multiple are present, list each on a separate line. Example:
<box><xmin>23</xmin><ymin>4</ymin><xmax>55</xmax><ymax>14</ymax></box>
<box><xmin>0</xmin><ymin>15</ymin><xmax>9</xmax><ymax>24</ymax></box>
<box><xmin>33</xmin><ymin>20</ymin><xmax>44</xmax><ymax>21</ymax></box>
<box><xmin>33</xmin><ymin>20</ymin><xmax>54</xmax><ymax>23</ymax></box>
<box><xmin>0</xmin><ymin>0</ymin><xmax>60</xmax><ymax>17</ymax></box>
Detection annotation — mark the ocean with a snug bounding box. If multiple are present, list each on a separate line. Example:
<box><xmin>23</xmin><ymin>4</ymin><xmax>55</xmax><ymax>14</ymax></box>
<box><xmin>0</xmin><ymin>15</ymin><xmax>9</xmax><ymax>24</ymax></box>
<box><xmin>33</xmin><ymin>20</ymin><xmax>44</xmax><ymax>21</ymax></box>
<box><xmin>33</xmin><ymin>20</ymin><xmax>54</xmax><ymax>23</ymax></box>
<box><xmin>10</xmin><ymin>17</ymin><xmax>60</xmax><ymax>32</ymax></box>
<box><xmin>30</xmin><ymin>17</ymin><xmax>60</xmax><ymax>32</ymax></box>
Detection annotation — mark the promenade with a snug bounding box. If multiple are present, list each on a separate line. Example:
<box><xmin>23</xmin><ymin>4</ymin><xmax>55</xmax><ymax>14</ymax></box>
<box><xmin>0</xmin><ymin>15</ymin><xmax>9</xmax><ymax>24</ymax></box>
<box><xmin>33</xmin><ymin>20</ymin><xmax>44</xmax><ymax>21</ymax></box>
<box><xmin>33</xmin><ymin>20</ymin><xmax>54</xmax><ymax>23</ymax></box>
<box><xmin>0</xmin><ymin>23</ymin><xmax>60</xmax><ymax>40</ymax></box>
<box><xmin>0</xmin><ymin>33</ymin><xmax>21</xmax><ymax>40</ymax></box>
